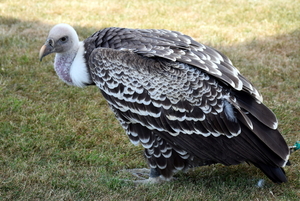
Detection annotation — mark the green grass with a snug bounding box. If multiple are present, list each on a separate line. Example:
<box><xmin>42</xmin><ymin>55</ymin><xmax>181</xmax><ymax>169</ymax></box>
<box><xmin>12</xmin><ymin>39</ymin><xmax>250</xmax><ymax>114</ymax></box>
<box><xmin>0</xmin><ymin>0</ymin><xmax>299</xmax><ymax>200</ymax></box>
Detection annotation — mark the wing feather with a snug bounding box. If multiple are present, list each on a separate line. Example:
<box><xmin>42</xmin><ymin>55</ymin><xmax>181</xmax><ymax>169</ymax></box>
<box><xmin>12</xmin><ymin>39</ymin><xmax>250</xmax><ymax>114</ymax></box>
<box><xmin>88</xmin><ymin>27</ymin><xmax>262</xmax><ymax>101</ymax></box>
<box><xmin>88</xmin><ymin>48</ymin><xmax>289</xmax><ymax>173</ymax></box>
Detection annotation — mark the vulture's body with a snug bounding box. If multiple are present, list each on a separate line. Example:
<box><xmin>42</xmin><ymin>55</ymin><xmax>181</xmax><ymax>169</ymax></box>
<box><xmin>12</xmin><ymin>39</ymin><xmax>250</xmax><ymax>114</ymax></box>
<box><xmin>40</xmin><ymin>24</ymin><xmax>290</xmax><ymax>183</ymax></box>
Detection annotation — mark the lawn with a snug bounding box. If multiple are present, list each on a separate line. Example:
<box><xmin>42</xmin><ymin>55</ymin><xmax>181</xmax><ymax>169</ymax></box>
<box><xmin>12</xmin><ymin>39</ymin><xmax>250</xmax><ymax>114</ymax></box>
<box><xmin>0</xmin><ymin>0</ymin><xmax>299</xmax><ymax>200</ymax></box>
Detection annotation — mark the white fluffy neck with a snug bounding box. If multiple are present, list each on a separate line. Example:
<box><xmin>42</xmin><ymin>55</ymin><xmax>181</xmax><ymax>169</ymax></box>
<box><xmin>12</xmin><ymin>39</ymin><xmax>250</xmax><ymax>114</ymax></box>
<box><xmin>54</xmin><ymin>42</ymin><xmax>92</xmax><ymax>87</ymax></box>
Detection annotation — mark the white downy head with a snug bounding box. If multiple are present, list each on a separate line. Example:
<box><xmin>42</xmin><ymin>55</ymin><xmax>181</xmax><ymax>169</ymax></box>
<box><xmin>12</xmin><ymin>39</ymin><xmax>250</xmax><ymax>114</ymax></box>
<box><xmin>39</xmin><ymin>24</ymin><xmax>92</xmax><ymax>87</ymax></box>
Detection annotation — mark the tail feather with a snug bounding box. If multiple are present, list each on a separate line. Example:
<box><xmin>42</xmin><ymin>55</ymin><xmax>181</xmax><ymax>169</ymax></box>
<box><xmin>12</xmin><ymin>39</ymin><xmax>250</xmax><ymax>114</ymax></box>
<box><xmin>252</xmin><ymin>162</ymin><xmax>287</xmax><ymax>183</ymax></box>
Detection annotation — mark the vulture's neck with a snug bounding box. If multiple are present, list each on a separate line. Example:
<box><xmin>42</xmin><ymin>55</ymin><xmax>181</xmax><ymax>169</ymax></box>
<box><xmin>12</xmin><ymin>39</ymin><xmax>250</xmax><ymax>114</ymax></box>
<box><xmin>54</xmin><ymin>42</ymin><xmax>92</xmax><ymax>87</ymax></box>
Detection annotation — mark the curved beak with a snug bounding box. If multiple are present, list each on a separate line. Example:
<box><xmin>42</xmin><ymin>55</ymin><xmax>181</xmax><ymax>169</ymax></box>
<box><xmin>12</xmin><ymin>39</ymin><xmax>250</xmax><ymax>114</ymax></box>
<box><xmin>39</xmin><ymin>39</ymin><xmax>54</xmax><ymax>61</ymax></box>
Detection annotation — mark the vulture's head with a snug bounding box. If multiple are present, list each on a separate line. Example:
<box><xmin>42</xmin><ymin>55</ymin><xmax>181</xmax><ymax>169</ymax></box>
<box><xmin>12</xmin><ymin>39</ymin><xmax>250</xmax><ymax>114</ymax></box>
<box><xmin>39</xmin><ymin>24</ymin><xmax>92</xmax><ymax>87</ymax></box>
<box><xmin>39</xmin><ymin>24</ymin><xmax>79</xmax><ymax>61</ymax></box>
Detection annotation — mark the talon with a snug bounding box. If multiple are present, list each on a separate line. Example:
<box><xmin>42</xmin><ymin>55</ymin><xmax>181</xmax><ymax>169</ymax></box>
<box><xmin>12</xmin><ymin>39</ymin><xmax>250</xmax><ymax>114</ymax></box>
<box><xmin>117</xmin><ymin>168</ymin><xmax>171</xmax><ymax>184</ymax></box>
<box><xmin>118</xmin><ymin>168</ymin><xmax>150</xmax><ymax>180</ymax></box>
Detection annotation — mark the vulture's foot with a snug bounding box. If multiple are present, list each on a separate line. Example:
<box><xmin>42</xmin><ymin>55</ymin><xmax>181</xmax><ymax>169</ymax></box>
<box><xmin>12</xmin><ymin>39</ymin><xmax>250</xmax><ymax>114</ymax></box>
<box><xmin>119</xmin><ymin>168</ymin><xmax>171</xmax><ymax>184</ymax></box>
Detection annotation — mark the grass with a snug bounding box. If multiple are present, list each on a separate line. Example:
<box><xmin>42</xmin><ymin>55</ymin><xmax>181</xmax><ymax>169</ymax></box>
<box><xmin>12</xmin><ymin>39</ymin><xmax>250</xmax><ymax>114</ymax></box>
<box><xmin>0</xmin><ymin>0</ymin><xmax>299</xmax><ymax>200</ymax></box>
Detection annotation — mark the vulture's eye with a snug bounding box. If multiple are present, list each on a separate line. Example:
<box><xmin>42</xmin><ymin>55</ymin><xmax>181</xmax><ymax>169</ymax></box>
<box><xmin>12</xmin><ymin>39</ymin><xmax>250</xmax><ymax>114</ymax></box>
<box><xmin>60</xmin><ymin>36</ymin><xmax>68</xmax><ymax>42</ymax></box>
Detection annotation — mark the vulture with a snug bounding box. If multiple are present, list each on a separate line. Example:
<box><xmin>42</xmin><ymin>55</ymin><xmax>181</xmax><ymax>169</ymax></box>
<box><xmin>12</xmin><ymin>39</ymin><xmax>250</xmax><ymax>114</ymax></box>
<box><xmin>39</xmin><ymin>23</ymin><xmax>290</xmax><ymax>183</ymax></box>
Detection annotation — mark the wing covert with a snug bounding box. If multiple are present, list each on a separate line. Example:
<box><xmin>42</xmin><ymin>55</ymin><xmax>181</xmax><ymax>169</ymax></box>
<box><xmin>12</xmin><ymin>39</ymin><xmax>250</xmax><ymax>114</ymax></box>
<box><xmin>89</xmin><ymin>48</ymin><xmax>244</xmax><ymax>139</ymax></box>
